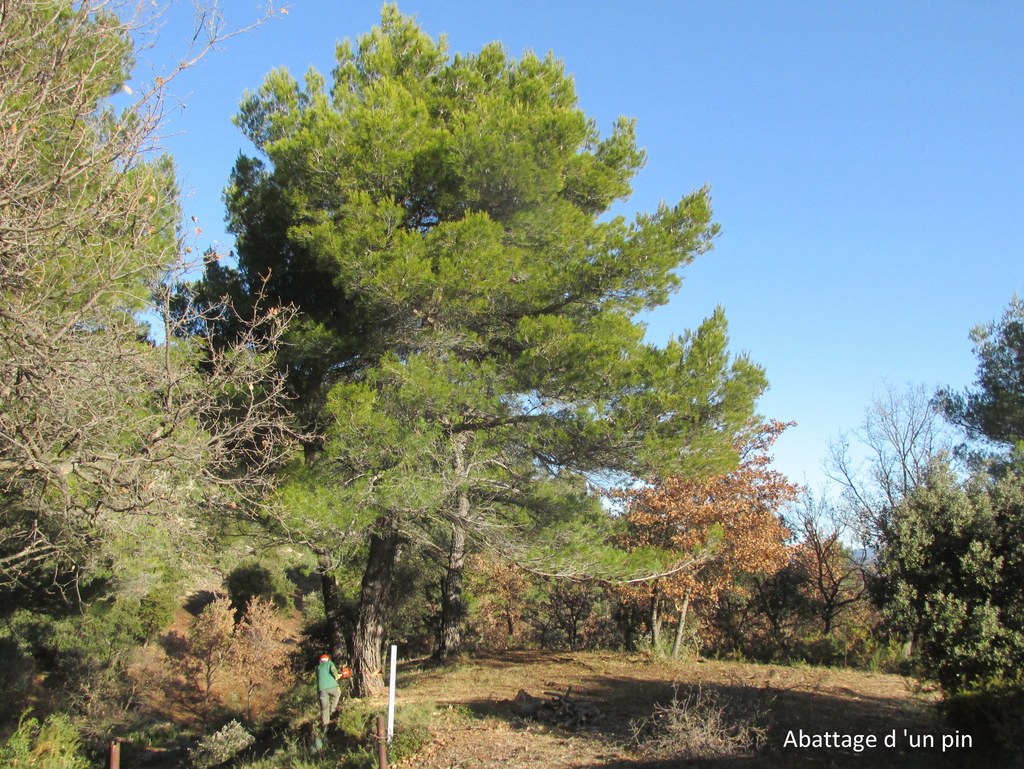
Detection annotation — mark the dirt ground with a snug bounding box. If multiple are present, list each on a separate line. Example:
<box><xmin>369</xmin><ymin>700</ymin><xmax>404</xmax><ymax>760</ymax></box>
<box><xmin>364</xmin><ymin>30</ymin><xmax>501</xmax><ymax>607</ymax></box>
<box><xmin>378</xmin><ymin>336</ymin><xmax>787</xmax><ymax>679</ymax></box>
<box><xmin>392</xmin><ymin>651</ymin><xmax>966</xmax><ymax>769</ymax></box>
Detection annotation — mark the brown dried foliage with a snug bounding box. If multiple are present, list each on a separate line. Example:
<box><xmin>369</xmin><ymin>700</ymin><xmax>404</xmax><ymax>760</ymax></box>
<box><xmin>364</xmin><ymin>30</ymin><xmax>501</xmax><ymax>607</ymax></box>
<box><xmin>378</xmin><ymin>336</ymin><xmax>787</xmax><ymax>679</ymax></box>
<box><xmin>618</xmin><ymin>421</ymin><xmax>799</xmax><ymax>629</ymax></box>
<box><xmin>465</xmin><ymin>554</ymin><xmax>533</xmax><ymax>650</ymax></box>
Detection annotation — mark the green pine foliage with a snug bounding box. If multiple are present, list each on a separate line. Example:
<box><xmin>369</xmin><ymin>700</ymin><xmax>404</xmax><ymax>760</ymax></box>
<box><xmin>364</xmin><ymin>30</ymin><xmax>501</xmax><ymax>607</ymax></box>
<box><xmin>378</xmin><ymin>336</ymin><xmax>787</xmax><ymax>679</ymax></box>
<box><xmin>213</xmin><ymin>5</ymin><xmax>766</xmax><ymax>585</ymax></box>
<box><xmin>939</xmin><ymin>294</ymin><xmax>1024</xmax><ymax>456</ymax></box>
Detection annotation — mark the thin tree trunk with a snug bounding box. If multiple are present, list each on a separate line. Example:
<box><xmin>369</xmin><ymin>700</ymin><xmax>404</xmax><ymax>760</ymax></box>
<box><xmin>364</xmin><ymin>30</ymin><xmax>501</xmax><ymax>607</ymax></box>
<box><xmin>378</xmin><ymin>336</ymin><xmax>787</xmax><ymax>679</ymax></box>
<box><xmin>650</xmin><ymin>583</ymin><xmax>662</xmax><ymax>650</ymax></box>
<box><xmin>902</xmin><ymin>631</ymin><xmax>914</xmax><ymax>660</ymax></box>
<box><xmin>318</xmin><ymin>553</ymin><xmax>349</xmax><ymax>662</ymax></box>
<box><xmin>671</xmin><ymin>586</ymin><xmax>693</xmax><ymax>659</ymax></box>
<box><xmin>352</xmin><ymin>513</ymin><xmax>400</xmax><ymax>697</ymax></box>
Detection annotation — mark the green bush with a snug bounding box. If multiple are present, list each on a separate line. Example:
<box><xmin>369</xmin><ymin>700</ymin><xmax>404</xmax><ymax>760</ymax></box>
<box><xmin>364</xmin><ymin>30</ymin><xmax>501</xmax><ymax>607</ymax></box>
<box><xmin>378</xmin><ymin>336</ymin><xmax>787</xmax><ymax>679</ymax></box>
<box><xmin>188</xmin><ymin>720</ymin><xmax>255</xmax><ymax>768</ymax></box>
<box><xmin>2</xmin><ymin>589</ymin><xmax>176</xmax><ymax>673</ymax></box>
<box><xmin>389</xmin><ymin>703</ymin><xmax>434</xmax><ymax>763</ymax></box>
<box><xmin>229</xmin><ymin>711</ymin><xmax>426</xmax><ymax>769</ymax></box>
<box><xmin>787</xmin><ymin>633</ymin><xmax>848</xmax><ymax>667</ymax></box>
<box><xmin>226</xmin><ymin>562</ymin><xmax>294</xmax><ymax>621</ymax></box>
<box><xmin>136</xmin><ymin>585</ymin><xmax>180</xmax><ymax>640</ymax></box>
<box><xmin>321</xmin><ymin>699</ymin><xmax>433</xmax><ymax>767</ymax></box>
<box><xmin>331</xmin><ymin>700</ymin><xmax>376</xmax><ymax>744</ymax></box>
<box><xmin>942</xmin><ymin>680</ymin><xmax>1024</xmax><ymax>764</ymax></box>
<box><xmin>863</xmin><ymin>636</ymin><xmax>913</xmax><ymax>675</ymax></box>
<box><xmin>0</xmin><ymin>599</ymin><xmax>174</xmax><ymax>733</ymax></box>
<box><xmin>0</xmin><ymin>712</ymin><xmax>90</xmax><ymax>769</ymax></box>
<box><xmin>875</xmin><ymin>466</ymin><xmax>1024</xmax><ymax>693</ymax></box>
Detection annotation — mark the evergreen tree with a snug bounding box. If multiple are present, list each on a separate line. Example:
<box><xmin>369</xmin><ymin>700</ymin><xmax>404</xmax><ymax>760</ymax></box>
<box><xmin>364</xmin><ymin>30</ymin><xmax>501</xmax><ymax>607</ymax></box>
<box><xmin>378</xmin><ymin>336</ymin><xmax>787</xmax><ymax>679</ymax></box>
<box><xmin>939</xmin><ymin>294</ymin><xmax>1024</xmax><ymax>455</ymax></box>
<box><xmin>215</xmin><ymin>6</ymin><xmax>767</xmax><ymax>694</ymax></box>
<box><xmin>874</xmin><ymin>463</ymin><xmax>1024</xmax><ymax>692</ymax></box>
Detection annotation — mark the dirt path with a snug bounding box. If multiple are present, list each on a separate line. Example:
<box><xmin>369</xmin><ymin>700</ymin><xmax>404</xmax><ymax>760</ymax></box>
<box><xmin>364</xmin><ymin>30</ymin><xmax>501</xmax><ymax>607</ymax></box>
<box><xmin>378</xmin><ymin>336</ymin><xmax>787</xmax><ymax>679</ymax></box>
<box><xmin>395</xmin><ymin>652</ymin><xmax>961</xmax><ymax>769</ymax></box>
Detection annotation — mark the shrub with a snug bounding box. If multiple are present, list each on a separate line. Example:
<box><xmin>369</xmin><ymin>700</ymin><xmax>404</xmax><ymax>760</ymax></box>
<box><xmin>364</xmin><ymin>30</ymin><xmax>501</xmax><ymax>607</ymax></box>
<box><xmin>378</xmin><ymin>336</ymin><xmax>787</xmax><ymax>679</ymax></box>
<box><xmin>226</xmin><ymin>562</ymin><xmax>294</xmax><ymax>621</ymax></box>
<box><xmin>328</xmin><ymin>699</ymin><xmax>433</xmax><ymax>766</ymax></box>
<box><xmin>0</xmin><ymin>712</ymin><xmax>90</xmax><ymax>769</ymax></box>
<box><xmin>942</xmin><ymin>680</ymin><xmax>1024</xmax><ymax>764</ymax></box>
<box><xmin>787</xmin><ymin>631</ymin><xmax>853</xmax><ymax>667</ymax></box>
<box><xmin>874</xmin><ymin>465</ymin><xmax>1024</xmax><ymax>693</ymax></box>
<box><xmin>188</xmin><ymin>720</ymin><xmax>255</xmax><ymax>769</ymax></box>
<box><xmin>183</xmin><ymin>597</ymin><xmax>236</xmax><ymax>725</ymax></box>
<box><xmin>232</xmin><ymin>597</ymin><xmax>292</xmax><ymax>722</ymax></box>
<box><xmin>389</xmin><ymin>703</ymin><xmax>434</xmax><ymax>763</ymax></box>
<box><xmin>230</xmin><ymin>698</ymin><xmax>433</xmax><ymax>769</ymax></box>
<box><xmin>629</xmin><ymin>685</ymin><xmax>770</xmax><ymax>760</ymax></box>
<box><xmin>136</xmin><ymin>585</ymin><xmax>180</xmax><ymax>640</ymax></box>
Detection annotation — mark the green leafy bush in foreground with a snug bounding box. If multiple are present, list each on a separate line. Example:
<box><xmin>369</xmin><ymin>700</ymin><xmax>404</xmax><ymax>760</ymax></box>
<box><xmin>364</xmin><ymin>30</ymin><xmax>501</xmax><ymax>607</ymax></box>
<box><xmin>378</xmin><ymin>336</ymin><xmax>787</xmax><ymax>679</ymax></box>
<box><xmin>189</xmin><ymin>720</ymin><xmax>255</xmax><ymax>768</ymax></box>
<box><xmin>234</xmin><ymin>699</ymin><xmax>434</xmax><ymax>769</ymax></box>
<box><xmin>0</xmin><ymin>712</ymin><xmax>89</xmax><ymax>769</ymax></box>
<box><xmin>942</xmin><ymin>680</ymin><xmax>1024</xmax><ymax>765</ymax></box>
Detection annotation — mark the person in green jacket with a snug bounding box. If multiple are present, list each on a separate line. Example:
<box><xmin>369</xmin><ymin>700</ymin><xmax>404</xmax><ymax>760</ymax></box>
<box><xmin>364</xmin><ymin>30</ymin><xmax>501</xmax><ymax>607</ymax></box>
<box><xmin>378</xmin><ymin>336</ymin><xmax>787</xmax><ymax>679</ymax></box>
<box><xmin>316</xmin><ymin>653</ymin><xmax>342</xmax><ymax>727</ymax></box>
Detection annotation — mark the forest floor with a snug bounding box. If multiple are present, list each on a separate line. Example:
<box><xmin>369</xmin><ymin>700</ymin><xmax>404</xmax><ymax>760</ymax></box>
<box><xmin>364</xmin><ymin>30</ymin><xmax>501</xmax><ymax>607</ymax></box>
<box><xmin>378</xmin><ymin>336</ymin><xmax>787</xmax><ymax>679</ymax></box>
<box><xmin>117</xmin><ymin>597</ymin><xmax>967</xmax><ymax>768</ymax></box>
<box><xmin>390</xmin><ymin>651</ymin><xmax>965</xmax><ymax>769</ymax></box>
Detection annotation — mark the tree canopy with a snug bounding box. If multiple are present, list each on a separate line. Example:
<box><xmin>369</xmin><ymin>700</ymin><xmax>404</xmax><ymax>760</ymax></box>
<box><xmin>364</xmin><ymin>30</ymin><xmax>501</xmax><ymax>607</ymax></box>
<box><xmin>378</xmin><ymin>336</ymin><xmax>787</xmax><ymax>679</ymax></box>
<box><xmin>939</xmin><ymin>294</ymin><xmax>1024</xmax><ymax>455</ymax></box>
<box><xmin>197</xmin><ymin>4</ymin><xmax>768</xmax><ymax>693</ymax></box>
<box><xmin>874</xmin><ymin>463</ymin><xmax>1024</xmax><ymax>692</ymax></box>
<box><xmin>0</xmin><ymin>1</ymin><xmax>293</xmax><ymax>602</ymax></box>
<box><xmin>616</xmin><ymin>420</ymin><xmax>796</xmax><ymax>653</ymax></box>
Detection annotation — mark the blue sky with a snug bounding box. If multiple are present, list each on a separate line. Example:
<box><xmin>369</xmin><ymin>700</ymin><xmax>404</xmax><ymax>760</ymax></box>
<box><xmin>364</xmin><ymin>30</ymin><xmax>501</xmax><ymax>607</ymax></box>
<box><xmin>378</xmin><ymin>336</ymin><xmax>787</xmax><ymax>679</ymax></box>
<box><xmin>141</xmin><ymin>1</ymin><xmax>1024</xmax><ymax>491</ymax></box>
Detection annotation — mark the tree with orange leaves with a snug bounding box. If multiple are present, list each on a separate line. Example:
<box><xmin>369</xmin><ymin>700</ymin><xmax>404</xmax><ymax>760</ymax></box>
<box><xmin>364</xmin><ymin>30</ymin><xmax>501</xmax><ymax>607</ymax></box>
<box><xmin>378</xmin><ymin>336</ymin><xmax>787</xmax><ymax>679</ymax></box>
<box><xmin>618</xmin><ymin>421</ymin><xmax>798</xmax><ymax>655</ymax></box>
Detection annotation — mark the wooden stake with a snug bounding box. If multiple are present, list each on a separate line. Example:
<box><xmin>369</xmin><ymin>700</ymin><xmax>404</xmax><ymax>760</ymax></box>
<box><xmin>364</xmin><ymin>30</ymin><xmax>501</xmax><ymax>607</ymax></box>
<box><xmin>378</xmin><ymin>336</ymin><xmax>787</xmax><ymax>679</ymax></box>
<box><xmin>376</xmin><ymin>715</ymin><xmax>389</xmax><ymax>769</ymax></box>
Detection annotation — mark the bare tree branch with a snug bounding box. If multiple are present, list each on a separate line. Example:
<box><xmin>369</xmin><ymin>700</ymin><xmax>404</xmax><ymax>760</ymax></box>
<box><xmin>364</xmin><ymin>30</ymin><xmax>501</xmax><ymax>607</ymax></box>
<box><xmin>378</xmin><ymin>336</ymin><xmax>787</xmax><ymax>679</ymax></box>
<box><xmin>0</xmin><ymin>0</ymin><xmax>295</xmax><ymax>594</ymax></box>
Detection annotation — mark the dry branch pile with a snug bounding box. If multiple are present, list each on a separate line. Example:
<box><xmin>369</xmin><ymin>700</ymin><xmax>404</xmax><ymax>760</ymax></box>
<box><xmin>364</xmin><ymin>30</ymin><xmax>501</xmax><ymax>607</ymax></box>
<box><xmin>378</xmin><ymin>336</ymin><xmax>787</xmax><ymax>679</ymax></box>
<box><xmin>511</xmin><ymin>687</ymin><xmax>602</xmax><ymax>729</ymax></box>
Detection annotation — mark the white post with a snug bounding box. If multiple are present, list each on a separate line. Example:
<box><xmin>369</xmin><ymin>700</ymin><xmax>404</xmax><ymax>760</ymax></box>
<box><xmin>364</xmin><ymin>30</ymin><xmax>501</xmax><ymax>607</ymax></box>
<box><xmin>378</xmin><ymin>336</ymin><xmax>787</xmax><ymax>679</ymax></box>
<box><xmin>387</xmin><ymin>644</ymin><xmax>397</xmax><ymax>743</ymax></box>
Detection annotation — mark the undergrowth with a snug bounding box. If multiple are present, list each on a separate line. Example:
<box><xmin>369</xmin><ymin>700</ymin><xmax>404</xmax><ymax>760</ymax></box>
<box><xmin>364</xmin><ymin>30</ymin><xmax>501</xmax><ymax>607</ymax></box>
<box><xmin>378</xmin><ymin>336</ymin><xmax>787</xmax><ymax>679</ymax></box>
<box><xmin>629</xmin><ymin>684</ymin><xmax>772</xmax><ymax>760</ymax></box>
<box><xmin>234</xmin><ymin>699</ymin><xmax>435</xmax><ymax>769</ymax></box>
<box><xmin>0</xmin><ymin>711</ymin><xmax>90</xmax><ymax>769</ymax></box>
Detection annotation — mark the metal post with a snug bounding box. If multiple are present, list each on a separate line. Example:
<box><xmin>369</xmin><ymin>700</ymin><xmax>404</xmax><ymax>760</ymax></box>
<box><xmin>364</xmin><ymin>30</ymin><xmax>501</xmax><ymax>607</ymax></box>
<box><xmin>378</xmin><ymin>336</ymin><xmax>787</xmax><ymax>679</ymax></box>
<box><xmin>108</xmin><ymin>739</ymin><xmax>122</xmax><ymax>769</ymax></box>
<box><xmin>376</xmin><ymin>714</ymin><xmax>389</xmax><ymax>769</ymax></box>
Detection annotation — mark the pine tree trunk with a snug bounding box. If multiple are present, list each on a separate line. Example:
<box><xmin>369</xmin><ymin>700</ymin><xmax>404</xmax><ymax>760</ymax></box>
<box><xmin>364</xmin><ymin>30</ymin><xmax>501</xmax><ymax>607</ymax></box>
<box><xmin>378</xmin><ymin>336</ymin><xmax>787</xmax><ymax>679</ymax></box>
<box><xmin>352</xmin><ymin>514</ymin><xmax>400</xmax><ymax>697</ymax></box>
<box><xmin>436</xmin><ymin>517</ymin><xmax>467</xmax><ymax>659</ymax></box>
<box><xmin>318</xmin><ymin>554</ymin><xmax>349</xmax><ymax>662</ymax></box>
<box><xmin>436</xmin><ymin>433</ymin><xmax>471</xmax><ymax>660</ymax></box>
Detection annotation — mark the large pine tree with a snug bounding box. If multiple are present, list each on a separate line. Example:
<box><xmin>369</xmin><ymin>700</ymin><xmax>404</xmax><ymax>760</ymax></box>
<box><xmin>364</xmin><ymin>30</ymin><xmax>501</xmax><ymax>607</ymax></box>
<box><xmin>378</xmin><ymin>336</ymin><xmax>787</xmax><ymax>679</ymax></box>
<box><xmin>215</xmin><ymin>6</ymin><xmax>767</xmax><ymax>694</ymax></box>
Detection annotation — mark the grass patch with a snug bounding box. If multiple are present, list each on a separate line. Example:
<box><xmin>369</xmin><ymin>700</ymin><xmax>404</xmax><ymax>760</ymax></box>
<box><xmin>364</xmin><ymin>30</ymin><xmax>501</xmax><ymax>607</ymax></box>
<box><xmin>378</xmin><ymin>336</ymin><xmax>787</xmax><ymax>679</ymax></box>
<box><xmin>233</xmin><ymin>698</ymin><xmax>435</xmax><ymax>769</ymax></box>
